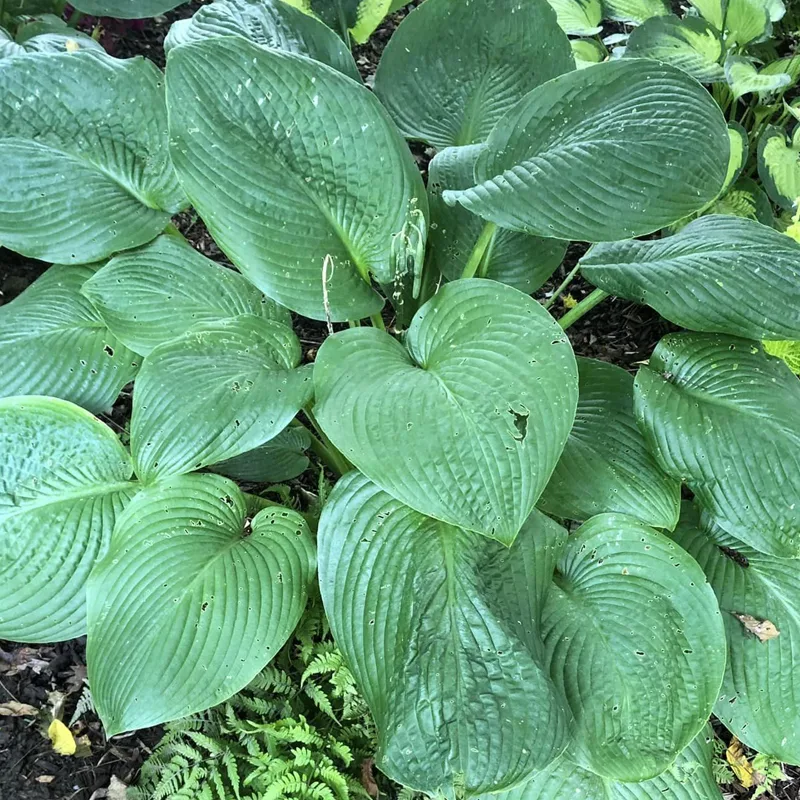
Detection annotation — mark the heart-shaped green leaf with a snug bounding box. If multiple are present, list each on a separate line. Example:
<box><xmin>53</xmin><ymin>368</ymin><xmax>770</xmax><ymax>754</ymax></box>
<box><xmin>318</xmin><ymin>471</ymin><xmax>570</xmax><ymax>797</ymax></box>
<box><xmin>444</xmin><ymin>60</ymin><xmax>729</xmax><ymax>242</ymax></box>
<box><xmin>544</xmin><ymin>513</ymin><xmax>726</xmax><ymax>781</ymax></box>
<box><xmin>602</xmin><ymin>0</ymin><xmax>669</xmax><ymax>24</ymax></box>
<box><xmin>131</xmin><ymin>315</ymin><xmax>312</xmax><ymax>483</ymax></box>
<box><xmin>725</xmin><ymin>55</ymin><xmax>791</xmax><ymax>100</ymax></box>
<box><xmin>0</xmin><ymin>397</ymin><xmax>137</xmax><ymax>642</ymax></box>
<box><xmin>0</xmin><ymin>51</ymin><xmax>186</xmax><ymax>263</ymax></box>
<box><xmin>546</xmin><ymin>0</ymin><xmax>602</xmax><ymax>35</ymax></box>
<box><xmin>723</xmin><ymin>0</ymin><xmax>772</xmax><ymax>46</ymax></box>
<box><xmin>211</xmin><ymin>426</ymin><xmax>312</xmax><ymax>483</ymax></box>
<box><xmin>581</xmin><ymin>215</ymin><xmax>800</xmax><ymax>340</ymax></box>
<box><xmin>87</xmin><ymin>473</ymin><xmax>315</xmax><ymax>735</ymax></box>
<box><xmin>280</xmin><ymin>0</ymin><xmax>391</xmax><ymax>44</ymax></box>
<box><xmin>374</xmin><ymin>0</ymin><xmax>574</xmax><ymax>148</ymax></box>
<box><xmin>538</xmin><ymin>358</ymin><xmax>680</xmax><ymax>528</ymax></box>
<box><xmin>314</xmin><ymin>279</ymin><xmax>578</xmax><ymax>544</ymax></box>
<box><xmin>166</xmin><ymin>37</ymin><xmax>427</xmax><ymax>322</ymax></box>
<box><xmin>758</xmin><ymin>125</ymin><xmax>800</xmax><ymax>210</ymax></box>
<box><xmin>634</xmin><ymin>333</ymin><xmax>800</xmax><ymax>558</ymax></box>
<box><xmin>71</xmin><ymin>0</ymin><xmax>184</xmax><ymax>17</ymax></box>
<box><xmin>722</xmin><ymin>122</ymin><xmax>749</xmax><ymax>194</ymax></box>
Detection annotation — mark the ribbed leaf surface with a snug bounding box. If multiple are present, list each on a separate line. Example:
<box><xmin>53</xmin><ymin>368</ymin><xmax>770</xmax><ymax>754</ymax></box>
<box><xmin>602</xmin><ymin>0</ymin><xmax>669</xmax><ymax>24</ymax></box>
<box><xmin>547</xmin><ymin>0</ymin><xmax>602</xmax><ymax>35</ymax></box>
<box><xmin>281</xmin><ymin>0</ymin><xmax>391</xmax><ymax>43</ymax></box>
<box><xmin>71</xmin><ymin>0</ymin><xmax>184</xmax><ymax>17</ymax></box>
<box><xmin>211</xmin><ymin>426</ymin><xmax>311</xmax><ymax>482</ymax></box>
<box><xmin>758</xmin><ymin>124</ymin><xmax>800</xmax><ymax>210</ymax></box>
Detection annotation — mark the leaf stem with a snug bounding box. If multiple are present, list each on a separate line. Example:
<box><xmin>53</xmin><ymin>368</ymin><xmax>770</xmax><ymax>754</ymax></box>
<box><xmin>558</xmin><ymin>289</ymin><xmax>609</xmax><ymax>330</ymax></box>
<box><xmin>460</xmin><ymin>221</ymin><xmax>497</xmax><ymax>279</ymax></box>
<box><xmin>369</xmin><ymin>313</ymin><xmax>386</xmax><ymax>331</ymax></box>
<box><xmin>543</xmin><ymin>263</ymin><xmax>581</xmax><ymax>310</ymax></box>
<box><xmin>298</xmin><ymin>411</ymin><xmax>351</xmax><ymax>477</ymax></box>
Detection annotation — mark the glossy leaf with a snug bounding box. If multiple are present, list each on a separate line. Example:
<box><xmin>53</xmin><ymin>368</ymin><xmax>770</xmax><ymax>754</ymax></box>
<box><xmin>634</xmin><ymin>333</ymin><xmax>800</xmax><ymax>558</ymax></box>
<box><xmin>318</xmin><ymin>472</ymin><xmax>570</xmax><ymax>797</ymax></box>
<box><xmin>602</xmin><ymin>0</ymin><xmax>669</xmax><ymax>24</ymax></box>
<box><xmin>764</xmin><ymin>339</ymin><xmax>800</xmax><ymax>374</ymax></box>
<box><xmin>0</xmin><ymin>397</ymin><xmax>136</xmax><ymax>642</ymax></box>
<box><xmin>571</xmin><ymin>37</ymin><xmax>607</xmax><ymax>68</ymax></box>
<box><xmin>0</xmin><ymin>51</ymin><xmax>186</xmax><ymax>263</ymax></box>
<box><xmin>444</xmin><ymin>60</ymin><xmax>729</xmax><ymax>242</ymax></box>
<box><xmin>758</xmin><ymin>125</ymin><xmax>800</xmax><ymax>210</ymax></box>
<box><xmin>167</xmin><ymin>37</ymin><xmax>427</xmax><ymax>322</ymax></box>
<box><xmin>546</xmin><ymin>0</ymin><xmax>602</xmax><ymax>35</ymax></box>
<box><xmin>314</xmin><ymin>279</ymin><xmax>578</xmax><ymax>544</ymax></box>
<box><xmin>724</xmin><ymin>0</ymin><xmax>772</xmax><ymax>46</ymax></box>
<box><xmin>374</xmin><ymin>0</ymin><xmax>574</xmax><ymax>148</ymax></box>
<box><xmin>70</xmin><ymin>0</ymin><xmax>185</xmax><ymax>17</ymax></box>
<box><xmin>725</xmin><ymin>55</ymin><xmax>791</xmax><ymax>100</ymax></box>
<box><xmin>581</xmin><ymin>215</ymin><xmax>800</xmax><ymax>340</ymax></box>
<box><xmin>87</xmin><ymin>473</ymin><xmax>315</xmax><ymax>735</ymax></box>
<box><xmin>280</xmin><ymin>0</ymin><xmax>391</xmax><ymax>43</ymax></box>
<box><xmin>211</xmin><ymin>426</ymin><xmax>312</xmax><ymax>482</ymax></box>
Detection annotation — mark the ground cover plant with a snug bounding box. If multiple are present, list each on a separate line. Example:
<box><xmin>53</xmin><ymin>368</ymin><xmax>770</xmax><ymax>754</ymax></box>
<box><xmin>1</xmin><ymin>0</ymin><xmax>800</xmax><ymax>798</ymax></box>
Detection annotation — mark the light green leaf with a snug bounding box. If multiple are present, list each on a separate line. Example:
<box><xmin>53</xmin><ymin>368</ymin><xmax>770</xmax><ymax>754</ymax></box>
<box><xmin>427</xmin><ymin>146</ymin><xmax>567</xmax><ymax>293</ymax></box>
<box><xmin>623</xmin><ymin>16</ymin><xmax>725</xmax><ymax>83</ymax></box>
<box><xmin>166</xmin><ymin>37</ymin><xmax>427</xmax><ymax>322</ymax></box>
<box><xmin>211</xmin><ymin>426</ymin><xmax>312</xmax><ymax>482</ymax></box>
<box><xmin>82</xmin><ymin>234</ymin><xmax>291</xmax><ymax>357</ymax></box>
<box><xmin>672</xmin><ymin>503</ymin><xmax>800</xmax><ymax>764</ymax></box>
<box><xmin>314</xmin><ymin>279</ymin><xmax>578</xmax><ymax>544</ymax></box>
<box><xmin>602</xmin><ymin>0</ymin><xmax>669</xmax><ymax>24</ymax></box>
<box><xmin>0</xmin><ymin>29</ymin><xmax>23</xmax><ymax>58</ymax></box>
<box><xmin>538</xmin><ymin>358</ymin><xmax>680</xmax><ymax>528</ymax></box>
<box><xmin>724</xmin><ymin>0</ymin><xmax>772</xmax><ymax>45</ymax></box>
<box><xmin>764</xmin><ymin>339</ymin><xmax>800</xmax><ymax>374</ymax></box>
<box><xmin>444</xmin><ymin>60</ymin><xmax>729</xmax><ymax>242</ymax></box>
<box><xmin>131</xmin><ymin>315</ymin><xmax>313</xmax><ymax>483</ymax></box>
<box><xmin>571</xmin><ymin>37</ymin><xmax>607</xmax><ymax>68</ymax></box>
<box><xmin>87</xmin><ymin>473</ymin><xmax>315</xmax><ymax>735</ymax></box>
<box><xmin>373</xmin><ymin>0</ymin><xmax>574</xmax><ymax>148</ymax></box>
<box><xmin>634</xmin><ymin>333</ymin><xmax>800</xmax><ymax>558</ymax></box>
<box><xmin>0</xmin><ymin>51</ymin><xmax>186</xmax><ymax>263</ymax></box>
<box><xmin>543</xmin><ymin>513</ymin><xmax>726</xmax><ymax>780</ymax></box>
<box><xmin>163</xmin><ymin>0</ymin><xmax>360</xmax><ymax>80</ymax></box>
<box><xmin>318</xmin><ymin>471</ymin><xmax>570</xmax><ymax>797</ymax></box>
<box><xmin>546</xmin><ymin>0</ymin><xmax>602</xmax><ymax>35</ymax></box>
<box><xmin>708</xmin><ymin>177</ymin><xmax>774</xmax><ymax>225</ymax></box>
<box><xmin>581</xmin><ymin>215</ymin><xmax>800</xmax><ymax>340</ymax></box>
<box><xmin>280</xmin><ymin>0</ymin><xmax>391</xmax><ymax>43</ymax></box>
<box><xmin>0</xmin><ymin>396</ymin><xmax>136</xmax><ymax>642</ymax></box>
<box><xmin>688</xmin><ymin>0</ymin><xmax>723</xmax><ymax>27</ymax></box>
<box><xmin>725</xmin><ymin>55</ymin><xmax>791</xmax><ymax>100</ymax></box>
<box><xmin>70</xmin><ymin>0</ymin><xmax>185</xmax><ymax>18</ymax></box>
<box><xmin>760</xmin><ymin>54</ymin><xmax>800</xmax><ymax>101</ymax></box>
<box><xmin>722</xmin><ymin>122</ymin><xmax>749</xmax><ymax>194</ymax></box>
<box><xmin>758</xmin><ymin>125</ymin><xmax>800</xmax><ymax>210</ymax></box>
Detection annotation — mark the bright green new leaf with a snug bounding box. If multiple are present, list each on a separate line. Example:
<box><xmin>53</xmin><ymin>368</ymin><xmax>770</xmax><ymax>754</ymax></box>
<box><xmin>0</xmin><ymin>264</ymin><xmax>139</xmax><ymax>412</ymax></box>
<box><xmin>211</xmin><ymin>426</ymin><xmax>312</xmax><ymax>482</ymax></box>
<box><xmin>602</xmin><ymin>0</ymin><xmax>669</xmax><ymax>24</ymax></box>
<box><xmin>131</xmin><ymin>315</ymin><xmax>312</xmax><ymax>483</ymax></box>
<box><xmin>543</xmin><ymin>514</ymin><xmax>726</xmax><ymax>781</ymax></box>
<box><xmin>87</xmin><ymin>473</ymin><xmax>315</xmax><ymax>735</ymax></box>
<box><xmin>687</xmin><ymin>0</ymin><xmax>724</xmax><ymax>28</ymax></box>
<box><xmin>722</xmin><ymin>122</ymin><xmax>749</xmax><ymax>194</ymax></box>
<box><xmin>709</xmin><ymin>177</ymin><xmax>774</xmax><ymax>226</ymax></box>
<box><xmin>70</xmin><ymin>0</ymin><xmax>185</xmax><ymax>17</ymax></box>
<box><xmin>427</xmin><ymin>146</ymin><xmax>566</xmax><ymax>293</ymax></box>
<box><xmin>758</xmin><ymin>125</ymin><xmax>800</xmax><ymax>210</ymax></box>
<box><xmin>280</xmin><ymin>0</ymin><xmax>391</xmax><ymax>43</ymax></box>
<box><xmin>167</xmin><ymin>37</ymin><xmax>427</xmax><ymax>322</ymax></box>
<box><xmin>546</xmin><ymin>0</ymin><xmax>602</xmax><ymax>35</ymax></box>
<box><xmin>725</xmin><ymin>55</ymin><xmax>791</xmax><ymax>100</ymax></box>
<box><xmin>0</xmin><ymin>51</ymin><xmax>186</xmax><ymax>263</ymax></box>
<box><xmin>571</xmin><ymin>37</ymin><xmax>607</xmax><ymax>68</ymax></box>
<box><xmin>623</xmin><ymin>16</ymin><xmax>725</xmax><ymax>83</ymax></box>
<box><xmin>634</xmin><ymin>333</ymin><xmax>800</xmax><ymax>558</ymax></box>
<box><xmin>82</xmin><ymin>234</ymin><xmax>291</xmax><ymax>357</ymax></box>
<box><xmin>444</xmin><ymin>60</ymin><xmax>729</xmax><ymax>242</ymax></box>
<box><xmin>318</xmin><ymin>472</ymin><xmax>570</xmax><ymax>797</ymax></box>
<box><xmin>538</xmin><ymin>358</ymin><xmax>680</xmax><ymax>528</ymax></box>
<box><xmin>672</xmin><ymin>503</ymin><xmax>800</xmax><ymax>764</ymax></box>
<box><xmin>314</xmin><ymin>279</ymin><xmax>578</xmax><ymax>544</ymax></box>
<box><xmin>163</xmin><ymin>0</ymin><xmax>360</xmax><ymax>80</ymax></box>
<box><xmin>724</xmin><ymin>0</ymin><xmax>773</xmax><ymax>46</ymax></box>
<box><xmin>373</xmin><ymin>0</ymin><xmax>574</xmax><ymax>148</ymax></box>
<box><xmin>764</xmin><ymin>339</ymin><xmax>800</xmax><ymax>374</ymax></box>
<box><xmin>0</xmin><ymin>397</ymin><xmax>137</xmax><ymax>642</ymax></box>
<box><xmin>581</xmin><ymin>215</ymin><xmax>800</xmax><ymax>340</ymax></box>
<box><xmin>760</xmin><ymin>54</ymin><xmax>800</xmax><ymax>101</ymax></box>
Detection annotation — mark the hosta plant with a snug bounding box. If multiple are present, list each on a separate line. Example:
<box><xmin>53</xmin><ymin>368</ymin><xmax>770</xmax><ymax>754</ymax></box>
<box><xmin>1</xmin><ymin>0</ymin><xmax>800</xmax><ymax>797</ymax></box>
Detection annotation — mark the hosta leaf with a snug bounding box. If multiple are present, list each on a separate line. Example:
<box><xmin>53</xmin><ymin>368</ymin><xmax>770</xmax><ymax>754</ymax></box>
<box><xmin>601</xmin><ymin>0</ymin><xmax>669</xmax><ymax>24</ymax></box>
<box><xmin>82</xmin><ymin>234</ymin><xmax>291</xmax><ymax>356</ymax></box>
<box><xmin>0</xmin><ymin>397</ymin><xmax>136</xmax><ymax>642</ymax></box>
<box><xmin>0</xmin><ymin>29</ymin><xmax>23</xmax><ymax>58</ymax></box>
<box><xmin>280</xmin><ymin>0</ymin><xmax>391</xmax><ymax>43</ymax></box>
<box><xmin>725</xmin><ymin>55</ymin><xmax>791</xmax><ymax>100</ymax></box>
<box><xmin>373</xmin><ymin>0</ymin><xmax>574</xmax><ymax>148</ymax></box>
<box><xmin>759</xmin><ymin>54</ymin><xmax>800</xmax><ymax>101</ymax></box>
<box><xmin>672</xmin><ymin>503</ymin><xmax>800</xmax><ymax>763</ymax></box>
<box><xmin>764</xmin><ymin>339</ymin><xmax>800</xmax><ymax>374</ymax></box>
<box><xmin>758</xmin><ymin>125</ymin><xmax>800</xmax><ymax>210</ymax></box>
<box><xmin>571</xmin><ymin>38</ymin><xmax>607</xmax><ymax>68</ymax></box>
<box><xmin>70</xmin><ymin>0</ymin><xmax>185</xmax><ymax>18</ymax></box>
<box><xmin>0</xmin><ymin>264</ymin><xmax>138</xmax><ymax>412</ymax></box>
<box><xmin>167</xmin><ymin>37</ymin><xmax>426</xmax><ymax>322</ymax></box>
<box><xmin>87</xmin><ymin>473</ymin><xmax>315</xmax><ymax>735</ymax></box>
<box><xmin>544</xmin><ymin>513</ymin><xmax>726</xmax><ymax>780</ymax></box>
<box><xmin>318</xmin><ymin>472</ymin><xmax>570</xmax><ymax>797</ymax></box>
<box><xmin>546</xmin><ymin>0</ymin><xmax>602</xmax><ymax>36</ymax></box>
<box><xmin>0</xmin><ymin>51</ymin><xmax>186</xmax><ymax>263</ymax></box>
<box><xmin>708</xmin><ymin>177</ymin><xmax>774</xmax><ymax>226</ymax></box>
<box><xmin>163</xmin><ymin>0</ymin><xmax>360</xmax><ymax>80</ymax></box>
<box><xmin>634</xmin><ymin>333</ymin><xmax>800</xmax><ymax>558</ymax></box>
<box><xmin>722</xmin><ymin>122</ymin><xmax>748</xmax><ymax>194</ymax></box>
<box><xmin>581</xmin><ymin>215</ymin><xmax>800</xmax><ymax>340</ymax></box>
<box><xmin>131</xmin><ymin>315</ymin><xmax>313</xmax><ymax>483</ymax></box>
<box><xmin>724</xmin><ymin>0</ymin><xmax>771</xmax><ymax>45</ymax></box>
<box><xmin>211</xmin><ymin>426</ymin><xmax>312</xmax><ymax>482</ymax></box>
<box><xmin>623</xmin><ymin>16</ymin><xmax>725</xmax><ymax>83</ymax></box>
<box><xmin>538</xmin><ymin>358</ymin><xmax>680</xmax><ymax>528</ymax></box>
<box><xmin>314</xmin><ymin>279</ymin><xmax>578</xmax><ymax>544</ymax></box>
<box><xmin>427</xmin><ymin>146</ymin><xmax>566</xmax><ymax>294</ymax></box>
<box><xmin>19</xmin><ymin>32</ymin><xmax>105</xmax><ymax>54</ymax></box>
<box><xmin>444</xmin><ymin>60</ymin><xmax>729</xmax><ymax>242</ymax></box>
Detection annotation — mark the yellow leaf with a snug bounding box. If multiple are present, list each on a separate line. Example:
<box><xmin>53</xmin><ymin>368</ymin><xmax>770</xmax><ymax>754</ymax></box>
<box><xmin>48</xmin><ymin>719</ymin><xmax>77</xmax><ymax>756</ymax></box>
<box><xmin>0</xmin><ymin>701</ymin><xmax>38</xmax><ymax>716</ymax></box>
<box><xmin>64</xmin><ymin>39</ymin><xmax>80</xmax><ymax>53</ymax></box>
<box><xmin>727</xmin><ymin>736</ymin><xmax>755</xmax><ymax>788</ymax></box>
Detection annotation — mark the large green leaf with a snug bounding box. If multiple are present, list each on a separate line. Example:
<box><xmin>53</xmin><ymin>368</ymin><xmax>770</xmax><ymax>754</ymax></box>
<box><xmin>427</xmin><ymin>146</ymin><xmax>567</xmax><ymax>293</ymax></box>
<box><xmin>281</xmin><ymin>0</ymin><xmax>391</xmax><ymax>43</ymax></box>
<box><xmin>163</xmin><ymin>0</ymin><xmax>360</xmax><ymax>80</ymax></box>
<box><xmin>581</xmin><ymin>216</ymin><xmax>800</xmax><ymax>340</ymax></box>
<box><xmin>546</xmin><ymin>0</ymin><xmax>602</xmax><ymax>35</ymax></box>
<box><xmin>211</xmin><ymin>426</ymin><xmax>312</xmax><ymax>482</ymax></box>
<box><xmin>0</xmin><ymin>396</ymin><xmax>136</xmax><ymax>642</ymax></box>
<box><xmin>602</xmin><ymin>0</ymin><xmax>669</xmax><ymax>24</ymax></box>
<box><xmin>444</xmin><ymin>60</ymin><xmax>729</xmax><ymax>242</ymax></box>
<box><xmin>131</xmin><ymin>315</ymin><xmax>312</xmax><ymax>483</ymax></box>
<box><xmin>318</xmin><ymin>471</ymin><xmax>570</xmax><ymax>797</ymax></box>
<box><xmin>543</xmin><ymin>514</ymin><xmax>726</xmax><ymax>781</ymax></box>
<box><xmin>724</xmin><ymin>0</ymin><xmax>772</xmax><ymax>46</ymax></box>
<box><xmin>70</xmin><ymin>0</ymin><xmax>185</xmax><ymax>18</ymax></box>
<box><xmin>87</xmin><ymin>473</ymin><xmax>315</xmax><ymax>735</ymax></box>
<box><xmin>373</xmin><ymin>0</ymin><xmax>574</xmax><ymax>148</ymax></box>
<box><xmin>167</xmin><ymin>37</ymin><xmax>427</xmax><ymax>322</ymax></box>
<box><xmin>634</xmin><ymin>333</ymin><xmax>800</xmax><ymax>558</ymax></box>
<box><xmin>725</xmin><ymin>55</ymin><xmax>791</xmax><ymax>100</ymax></box>
<box><xmin>758</xmin><ymin>125</ymin><xmax>800</xmax><ymax>210</ymax></box>
<box><xmin>314</xmin><ymin>279</ymin><xmax>578</xmax><ymax>544</ymax></box>
<box><xmin>538</xmin><ymin>358</ymin><xmax>679</xmax><ymax>528</ymax></box>
<box><xmin>0</xmin><ymin>51</ymin><xmax>186</xmax><ymax>263</ymax></box>
<box><xmin>82</xmin><ymin>234</ymin><xmax>291</xmax><ymax>356</ymax></box>
<box><xmin>0</xmin><ymin>264</ymin><xmax>138</xmax><ymax>412</ymax></box>
<box><xmin>672</xmin><ymin>503</ymin><xmax>800</xmax><ymax>764</ymax></box>
<box><xmin>0</xmin><ymin>22</ymin><xmax>105</xmax><ymax>57</ymax></box>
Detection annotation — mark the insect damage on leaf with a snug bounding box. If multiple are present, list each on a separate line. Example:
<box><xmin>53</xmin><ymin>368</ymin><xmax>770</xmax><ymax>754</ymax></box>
<box><xmin>732</xmin><ymin>613</ymin><xmax>780</xmax><ymax>642</ymax></box>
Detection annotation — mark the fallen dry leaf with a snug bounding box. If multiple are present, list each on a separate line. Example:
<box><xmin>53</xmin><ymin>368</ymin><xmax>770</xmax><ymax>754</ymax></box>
<box><xmin>65</xmin><ymin>663</ymin><xmax>88</xmax><ymax>695</ymax></box>
<box><xmin>0</xmin><ymin>646</ymin><xmax>51</xmax><ymax>676</ymax></box>
<box><xmin>48</xmin><ymin>719</ymin><xmax>77</xmax><ymax>756</ymax></box>
<box><xmin>733</xmin><ymin>613</ymin><xmax>780</xmax><ymax>642</ymax></box>
<box><xmin>35</xmin><ymin>776</ymin><xmax>55</xmax><ymax>784</ymax></box>
<box><xmin>107</xmin><ymin>775</ymin><xmax>129</xmax><ymax>800</ymax></box>
<box><xmin>0</xmin><ymin>701</ymin><xmax>38</xmax><ymax>717</ymax></box>
<box><xmin>361</xmin><ymin>758</ymin><xmax>379</xmax><ymax>799</ymax></box>
<box><xmin>726</xmin><ymin>736</ymin><xmax>755</xmax><ymax>788</ymax></box>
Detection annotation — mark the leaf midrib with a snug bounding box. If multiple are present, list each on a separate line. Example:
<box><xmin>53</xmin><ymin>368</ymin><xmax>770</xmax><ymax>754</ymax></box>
<box><xmin>0</xmin><ymin>480</ymin><xmax>134</xmax><ymax>523</ymax></box>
